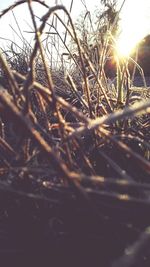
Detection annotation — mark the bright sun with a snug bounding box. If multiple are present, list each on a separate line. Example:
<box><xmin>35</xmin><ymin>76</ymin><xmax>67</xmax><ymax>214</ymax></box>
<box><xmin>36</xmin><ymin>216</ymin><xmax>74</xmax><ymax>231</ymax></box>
<box><xmin>116</xmin><ymin>0</ymin><xmax>150</xmax><ymax>57</ymax></box>
<box><xmin>116</xmin><ymin>35</ymin><xmax>138</xmax><ymax>57</ymax></box>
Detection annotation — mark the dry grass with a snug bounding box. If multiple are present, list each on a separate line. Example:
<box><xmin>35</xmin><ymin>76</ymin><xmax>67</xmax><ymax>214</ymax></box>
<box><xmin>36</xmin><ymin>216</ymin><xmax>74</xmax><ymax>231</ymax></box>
<box><xmin>0</xmin><ymin>1</ymin><xmax>150</xmax><ymax>266</ymax></box>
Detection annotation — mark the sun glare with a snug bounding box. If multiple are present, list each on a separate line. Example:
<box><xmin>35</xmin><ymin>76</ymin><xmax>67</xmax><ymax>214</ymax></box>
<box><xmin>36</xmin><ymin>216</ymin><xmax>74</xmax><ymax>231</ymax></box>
<box><xmin>116</xmin><ymin>36</ymin><xmax>137</xmax><ymax>57</ymax></box>
<box><xmin>116</xmin><ymin>0</ymin><xmax>150</xmax><ymax>57</ymax></box>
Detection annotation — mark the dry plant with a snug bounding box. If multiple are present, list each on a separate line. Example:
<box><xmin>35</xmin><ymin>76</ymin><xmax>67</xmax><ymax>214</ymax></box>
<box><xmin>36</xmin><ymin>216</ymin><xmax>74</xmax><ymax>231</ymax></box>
<box><xmin>0</xmin><ymin>0</ymin><xmax>150</xmax><ymax>266</ymax></box>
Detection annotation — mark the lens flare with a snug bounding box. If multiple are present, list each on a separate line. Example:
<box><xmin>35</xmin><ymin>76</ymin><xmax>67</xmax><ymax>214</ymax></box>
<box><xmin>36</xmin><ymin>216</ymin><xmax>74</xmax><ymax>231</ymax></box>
<box><xmin>116</xmin><ymin>34</ymin><xmax>139</xmax><ymax>57</ymax></box>
<box><xmin>116</xmin><ymin>0</ymin><xmax>150</xmax><ymax>57</ymax></box>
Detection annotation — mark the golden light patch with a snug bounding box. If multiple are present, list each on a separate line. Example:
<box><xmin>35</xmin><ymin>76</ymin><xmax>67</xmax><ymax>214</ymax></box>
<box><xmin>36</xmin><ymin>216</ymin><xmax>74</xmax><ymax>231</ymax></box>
<box><xmin>116</xmin><ymin>0</ymin><xmax>150</xmax><ymax>57</ymax></box>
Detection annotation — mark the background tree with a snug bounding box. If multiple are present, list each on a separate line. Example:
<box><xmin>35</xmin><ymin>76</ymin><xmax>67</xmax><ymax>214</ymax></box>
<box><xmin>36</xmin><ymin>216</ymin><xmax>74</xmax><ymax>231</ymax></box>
<box><xmin>70</xmin><ymin>0</ymin><xmax>119</xmax><ymax>78</ymax></box>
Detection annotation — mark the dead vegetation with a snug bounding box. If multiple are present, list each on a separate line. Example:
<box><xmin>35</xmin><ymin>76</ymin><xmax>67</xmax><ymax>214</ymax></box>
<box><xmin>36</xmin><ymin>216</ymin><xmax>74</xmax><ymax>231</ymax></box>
<box><xmin>0</xmin><ymin>0</ymin><xmax>150</xmax><ymax>266</ymax></box>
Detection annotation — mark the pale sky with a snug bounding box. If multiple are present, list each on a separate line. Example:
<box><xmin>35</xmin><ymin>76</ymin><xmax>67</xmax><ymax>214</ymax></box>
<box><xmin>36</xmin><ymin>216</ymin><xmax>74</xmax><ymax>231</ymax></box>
<box><xmin>0</xmin><ymin>0</ymin><xmax>106</xmax><ymax>51</ymax></box>
<box><xmin>0</xmin><ymin>0</ymin><xmax>150</xmax><ymax>55</ymax></box>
